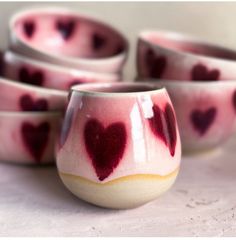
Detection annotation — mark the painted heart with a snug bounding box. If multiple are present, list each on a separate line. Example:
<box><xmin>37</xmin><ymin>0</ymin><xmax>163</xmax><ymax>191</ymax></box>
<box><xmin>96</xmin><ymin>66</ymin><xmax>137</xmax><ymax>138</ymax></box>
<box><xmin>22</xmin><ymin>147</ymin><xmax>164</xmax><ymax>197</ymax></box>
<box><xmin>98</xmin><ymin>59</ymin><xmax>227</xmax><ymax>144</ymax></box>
<box><xmin>60</xmin><ymin>107</ymin><xmax>74</xmax><ymax>147</ymax></box>
<box><xmin>19</xmin><ymin>67</ymin><xmax>44</xmax><ymax>86</ymax></box>
<box><xmin>23</xmin><ymin>21</ymin><xmax>35</xmax><ymax>38</ymax></box>
<box><xmin>190</xmin><ymin>107</ymin><xmax>217</xmax><ymax>135</ymax></box>
<box><xmin>233</xmin><ymin>90</ymin><xmax>236</xmax><ymax>113</ymax></box>
<box><xmin>149</xmin><ymin>103</ymin><xmax>177</xmax><ymax>156</ymax></box>
<box><xmin>92</xmin><ymin>33</ymin><xmax>107</xmax><ymax>51</ymax></box>
<box><xmin>21</xmin><ymin>122</ymin><xmax>50</xmax><ymax>163</ymax></box>
<box><xmin>145</xmin><ymin>49</ymin><xmax>167</xmax><ymax>78</ymax></box>
<box><xmin>191</xmin><ymin>63</ymin><xmax>220</xmax><ymax>81</ymax></box>
<box><xmin>84</xmin><ymin>119</ymin><xmax>126</xmax><ymax>181</ymax></box>
<box><xmin>56</xmin><ymin>20</ymin><xmax>76</xmax><ymax>40</ymax></box>
<box><xmin>20</xmin><ymin>94</ymin><xmax>48</xmax><ymax>111</ymax></box>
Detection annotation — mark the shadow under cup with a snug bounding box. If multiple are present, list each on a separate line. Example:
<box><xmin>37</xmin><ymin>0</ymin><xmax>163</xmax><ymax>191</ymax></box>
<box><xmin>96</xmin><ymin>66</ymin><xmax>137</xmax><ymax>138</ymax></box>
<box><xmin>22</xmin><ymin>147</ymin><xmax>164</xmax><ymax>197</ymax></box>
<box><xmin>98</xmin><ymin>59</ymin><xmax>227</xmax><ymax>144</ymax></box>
<box><xmin>56</xmin><ymin>82</ymin><xmax>181</xmax><ymax>209</ymax></box>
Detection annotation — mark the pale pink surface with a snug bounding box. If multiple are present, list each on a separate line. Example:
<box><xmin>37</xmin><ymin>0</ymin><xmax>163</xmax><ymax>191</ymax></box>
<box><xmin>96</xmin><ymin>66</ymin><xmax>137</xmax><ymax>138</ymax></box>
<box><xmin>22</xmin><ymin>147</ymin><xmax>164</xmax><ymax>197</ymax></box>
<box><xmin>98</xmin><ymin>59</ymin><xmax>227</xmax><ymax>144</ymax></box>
<box><xmin>3</xmin><ymin>51</ymin><xmax>120</xmax><ymax>90</ymax></box>
<box><xmin>10</xmin><ymin>8</ymin><xmax>128</xmax><ymax>73</ymax></box>
<box><xmin>154</xmin><ymin>81</ymin><xmax>236</xmax><ymax>152</ymax></box>
<box><xmin>57</xmin><ymin>83</ymin><xmax>181</xmax><ymax>183</ymax></box>
<box><xmin>137</xmin><ymin>31</ymin><xmax>236</xmax><ymax>81</ymax></box>
<box><xmin>0</xmin><ymin>112</ymin><xmax>62</xmax><ymax>164</ymax></box>
<box><xmin>0</xmin><ymin>78</ymin><xmax>67</xmax><ymax>111</ymax></box>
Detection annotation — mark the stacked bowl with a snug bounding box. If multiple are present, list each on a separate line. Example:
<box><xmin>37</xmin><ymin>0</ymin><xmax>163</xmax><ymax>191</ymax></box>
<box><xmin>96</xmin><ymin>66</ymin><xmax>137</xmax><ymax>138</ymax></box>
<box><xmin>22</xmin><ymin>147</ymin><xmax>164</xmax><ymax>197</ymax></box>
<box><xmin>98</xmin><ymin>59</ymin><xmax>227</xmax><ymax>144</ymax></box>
<box><xmin>136</xmin><ymin>30</ymin><xmax>236</xmax><ymax>154</ymax></box>
<box><xmin>0</xmin><ymin>7</ymin><xmax>129</xmax><ymax>165</ymax></box>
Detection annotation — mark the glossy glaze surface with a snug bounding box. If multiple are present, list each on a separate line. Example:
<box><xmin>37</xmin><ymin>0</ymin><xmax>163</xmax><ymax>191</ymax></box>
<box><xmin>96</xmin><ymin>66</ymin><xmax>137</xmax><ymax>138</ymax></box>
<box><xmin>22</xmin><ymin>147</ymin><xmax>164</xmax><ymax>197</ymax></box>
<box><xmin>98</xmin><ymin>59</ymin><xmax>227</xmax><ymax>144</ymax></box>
<box><xmin>57</xmin><ymin>83</ymin><xmax>181</xmax><ymax>183</ymax></box>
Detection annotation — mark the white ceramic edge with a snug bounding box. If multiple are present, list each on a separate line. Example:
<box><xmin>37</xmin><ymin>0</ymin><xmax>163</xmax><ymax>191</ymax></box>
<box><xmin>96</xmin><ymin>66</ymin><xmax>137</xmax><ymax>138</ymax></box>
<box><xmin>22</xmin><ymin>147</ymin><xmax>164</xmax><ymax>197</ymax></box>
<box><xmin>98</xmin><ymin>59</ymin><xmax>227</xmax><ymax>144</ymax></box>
<box><xmin>4</xmin><ymin>51</ymin><xmax>120</xmax><ymax>81</ymax></box>
<box><xmin>71</xmin><ymin>81</ymin><xmax>168</xmax><ymax>97</ymax></box>
<box><xmin>9</xmin><ymin>6</ymin><xmax>129</xmax><ymax>66</ymax></box>
<box><xmin>138</xmin><ymin>29</ymin><xmax>236</xmax><ymax>64</ymax></box>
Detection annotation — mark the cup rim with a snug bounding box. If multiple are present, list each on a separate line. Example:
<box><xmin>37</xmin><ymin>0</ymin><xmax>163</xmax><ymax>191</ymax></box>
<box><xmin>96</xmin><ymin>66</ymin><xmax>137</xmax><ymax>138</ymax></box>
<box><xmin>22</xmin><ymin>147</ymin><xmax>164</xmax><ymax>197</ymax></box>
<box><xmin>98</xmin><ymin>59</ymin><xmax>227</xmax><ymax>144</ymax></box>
<box><xmin>71</xmin><ymin>82</ymin><xmax>167</xmax><ymax>97</ymax></box>
<box><xmin>139</xmin><ymin>29</ymin><xmax>236</xmax><ymax>64</ymax></box>
<box><xmin>9</xmin><ymin>6</ymin><xmax>129</xmax><ymax>64</ymax></box>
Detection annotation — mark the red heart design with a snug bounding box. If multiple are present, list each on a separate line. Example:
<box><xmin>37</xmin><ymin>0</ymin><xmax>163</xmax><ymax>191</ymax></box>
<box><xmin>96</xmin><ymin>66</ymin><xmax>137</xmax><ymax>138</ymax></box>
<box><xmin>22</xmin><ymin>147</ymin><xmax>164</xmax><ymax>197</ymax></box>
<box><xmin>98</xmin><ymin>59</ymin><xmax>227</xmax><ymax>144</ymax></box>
<box><xmin>191</xmin><ymin>64</ymin><xmax>220</xmax><ymax>81</ymax></box>
<box><xmin>145</xmin><ymin>49</ymin><xmax>167</xmax><ymax>78</ymax></box>
<box><xmin>21</xmin><ymin>122</ymin><xmax>50</xmax><ymax>163</ymax></box>
<box><xmin>23</xmin><ymin>21</ymin><xmax>35</xmax><ymax>38</ymax></box>
<box><xmin>56</xmin><ymin>20</ymin><xmax>76</xmax><ymax>40</ymax></box>
<box><xmin>20</xmin><ymin>94</ymin><xmax>48</xmax><ymax>111</ymax></box>
<box><xmin>190</xmin><ymin>107</ymin><xmax>217</xmax><ymax>135</ymax></box>
<box><xmin>233</xmin><ymin>91</ymin><xmax>236</xmax><ymax>113</ymax></box>
<box><xmin>149</xmin><ymin>103</ymin><xmax>177</xmax><ymax>156</ymax></box>
<box><xmin>92</xmin><ymin>33</ymin><xmax>106</xmax><ymax>51</ymax></box>
<box><xmin>84</xmin><ymin>119</ymin><xmax>126</xmax><ymax>181</ymax></box>
<box><xmin>19</xmin><ymin>67</ymin><xmax>44</xmax><ymax>86</ymax></box>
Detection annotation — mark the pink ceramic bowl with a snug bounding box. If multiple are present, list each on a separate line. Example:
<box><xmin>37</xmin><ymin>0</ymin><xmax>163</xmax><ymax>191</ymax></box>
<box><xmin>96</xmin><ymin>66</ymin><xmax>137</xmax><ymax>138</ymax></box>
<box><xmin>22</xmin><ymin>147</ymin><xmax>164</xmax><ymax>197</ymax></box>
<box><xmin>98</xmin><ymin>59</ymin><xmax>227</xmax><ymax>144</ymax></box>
<box><xmin>0</xmin><ymin>77</ymin><xmax>67</xmax><ymax>111</ymax></box>
<box><xmin>56</xmin><ymin>82</ymin><xmax>181</xmax><ymax>209</ymax></box>
<box><xmin>137</xmin><ymin>30</ymin><xmax>236</xmax><ymax>81</ymax></box>
<box><xmin>3</xmin><ymin>51</ymin><xmax>120</xmax><ymax>90</ymax></box>
<box><xmin>0</xmin><ymin>111</ymin><xmax>62</xmax><ymax>164</ymax></box>
<box><xmin>153</xmin><ymin>81</ymin><xmax>236</xmax><ymax>153</ymax></box>
<box><xmin>9</xmin><ymin>7</ymin><xmax>128</xmax><ymax>73</ymax></box>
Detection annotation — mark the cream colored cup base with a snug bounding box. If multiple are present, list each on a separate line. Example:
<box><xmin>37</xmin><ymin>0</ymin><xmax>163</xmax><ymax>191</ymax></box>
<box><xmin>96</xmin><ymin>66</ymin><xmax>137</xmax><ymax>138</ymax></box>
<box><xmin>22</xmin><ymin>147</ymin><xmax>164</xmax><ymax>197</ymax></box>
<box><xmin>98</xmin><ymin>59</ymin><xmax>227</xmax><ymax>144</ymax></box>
<box><xmin>59</xmin><ymin>169</ymin><xmax>179</xmax><ymax>209</ymax></box>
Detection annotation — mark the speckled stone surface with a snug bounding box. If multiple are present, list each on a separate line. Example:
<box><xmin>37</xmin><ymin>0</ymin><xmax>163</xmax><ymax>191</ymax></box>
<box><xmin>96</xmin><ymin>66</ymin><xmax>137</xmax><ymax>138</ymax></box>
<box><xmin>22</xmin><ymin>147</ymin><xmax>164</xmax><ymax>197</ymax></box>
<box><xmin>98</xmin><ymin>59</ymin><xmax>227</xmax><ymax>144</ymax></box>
<box><xmin>0</xmin><ymin>136</ymin><xmax>236</xmax><ymax>237</ymax></box>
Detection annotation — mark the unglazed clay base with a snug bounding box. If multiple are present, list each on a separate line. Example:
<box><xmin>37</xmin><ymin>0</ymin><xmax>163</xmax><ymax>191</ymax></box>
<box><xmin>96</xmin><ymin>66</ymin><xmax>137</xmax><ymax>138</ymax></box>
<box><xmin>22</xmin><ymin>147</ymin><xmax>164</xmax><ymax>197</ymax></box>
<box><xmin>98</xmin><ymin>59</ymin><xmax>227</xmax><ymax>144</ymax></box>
<box><xmin>59</xmin><ymin>169</ymin><xmax>179</xmax><ymax>209</ymax></box>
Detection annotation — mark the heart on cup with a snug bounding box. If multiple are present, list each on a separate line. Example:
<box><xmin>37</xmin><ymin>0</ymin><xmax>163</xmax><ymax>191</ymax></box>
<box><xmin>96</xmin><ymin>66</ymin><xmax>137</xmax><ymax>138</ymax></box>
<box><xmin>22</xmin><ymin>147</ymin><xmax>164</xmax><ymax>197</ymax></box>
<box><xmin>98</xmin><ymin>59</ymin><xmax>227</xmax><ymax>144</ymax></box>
<box><xmin>190</xmin><ymin>107</ymin><xmax>217</xmax><ymax>135</ymax></box>
<box><xmin>21</xmin><ymin>121</ymin><xmax>50</xmax><ymax>163</ymax></box>
<box><xmin>191</xmin><ymin>63</ymin><xmax>220</xmax><ymax>81</ymax></box>
<box><xmin>56</xmin><ymin>20</ymin><xmax>76</xmax><ymax>40</ymax></box>
<box><xmin>149</xmin><ymin>103</ymin><xmax>177</xmax><ymax>156</ymax></box>
<box><xmin>19</xmin><ymin>94</ymin><xmax>48</xmax><ymax>111</ymax></box>
<box><xmin>145</xmin><ymin>49</ymin><xmax>167</xmax><ymax>78</ymax></box>
<box><xmin>23</xmin><ymin>21</ymin><xmax>35</xmax><ymax>38</ymax></box>
<box><xmin>18</xmin><ymin>67</ymin><xmax>44</xmax><ymax>86</ymax></box>
<box><xmin>84</xmin><ymin>118</ymin><xmax>126</xmax><ymax>181</ymax></box>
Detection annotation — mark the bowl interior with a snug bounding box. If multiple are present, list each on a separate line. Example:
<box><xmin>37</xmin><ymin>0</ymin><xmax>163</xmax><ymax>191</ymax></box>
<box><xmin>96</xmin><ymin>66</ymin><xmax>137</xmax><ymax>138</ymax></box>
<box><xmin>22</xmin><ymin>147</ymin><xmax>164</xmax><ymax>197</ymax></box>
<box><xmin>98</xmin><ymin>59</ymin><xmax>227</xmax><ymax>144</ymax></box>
<box><xmin>13</xmin><ymin>10</ymin><xmax>127</xmax><ymax>60</ymax></box>
<box><xmin>142</xmin><ymin>31</ymin><xmax>236</xmax><ymax>61</ymax></box>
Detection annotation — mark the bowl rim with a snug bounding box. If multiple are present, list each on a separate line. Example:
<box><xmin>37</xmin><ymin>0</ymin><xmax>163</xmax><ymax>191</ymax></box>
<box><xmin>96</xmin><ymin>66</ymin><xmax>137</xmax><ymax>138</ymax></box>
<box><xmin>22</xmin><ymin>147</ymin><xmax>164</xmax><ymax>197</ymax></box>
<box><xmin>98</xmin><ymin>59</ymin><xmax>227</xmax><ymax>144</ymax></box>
<box><xmin>9</xmin><ymin>6</ymin><xmax>129</xmax><ymax>65</ymax></box>
<box><xmin>4</xmin><ymin>51</ymin><xmax>120</xmax><ymax>81</ymax></box>
<box><xmin>0</xmin><ymin>110</ymin><xmax>62</xmax><ymax>116</ymax></box>
<box><xmin>0</xmin><ymin>77</ymin><xmax>68</xmax><ymax>97</ymax></box>
<box><xmin>144</xmin><ymin>79</ymin><xmax>236</xmax><ymax>88</ymax></box>
<box><xmin>138</xmin><ymin>29</ymin><xmax>236</xmax><ymax>64</ymax></box>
